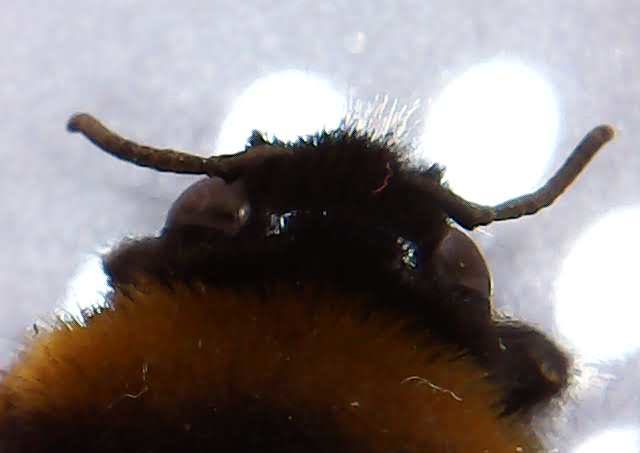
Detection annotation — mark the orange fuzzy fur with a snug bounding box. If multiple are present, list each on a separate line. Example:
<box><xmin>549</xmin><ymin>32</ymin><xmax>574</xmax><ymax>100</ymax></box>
<box><xmin>0</xmin><ymin>281</ymin><xmax>539</xmax><ymax>452</ymax></box>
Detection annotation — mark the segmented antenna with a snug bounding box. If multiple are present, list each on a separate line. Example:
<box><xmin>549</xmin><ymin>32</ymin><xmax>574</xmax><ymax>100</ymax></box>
<box><xmin>68</xmin><ymin>113</ymin><xmax>614</xmax><ymax>230</ymax></box>
<box><xmin>67</xmin><ymin>114</ymin><xmax>211</xmax><ymax>174</ymax></box>
<box><xmin>418</xmin><ymin>125</ymin><xmax>615</xmax><ymax>229</ymax></box>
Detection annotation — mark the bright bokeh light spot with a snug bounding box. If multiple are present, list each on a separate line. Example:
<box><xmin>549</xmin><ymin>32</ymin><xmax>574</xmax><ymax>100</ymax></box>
<box><xmin>61</xmin><ymin>254</ymin><xmax>110</xmax><ymax>321</ymax></box>
<box><xmin>555</xmin><ymin>206</ymin><xmax>640</xmax><ymax>362</ymax></box>
<box><xmin>421</xmin><ymin>59</ymin><xmax>559</xmax><ymax>205</ymax></box>
<box><xmin>216</xmin><ymin>70</ymin><xmax>347</xmax><ymax>153</ymax></box>
<box><xmin>574</xmin><ymin>427</ymin><xmax>640</xmax><ymax>453</ymax></box>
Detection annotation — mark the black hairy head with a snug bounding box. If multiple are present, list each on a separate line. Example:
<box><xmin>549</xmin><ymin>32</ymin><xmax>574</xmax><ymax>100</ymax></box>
<box><xmin>0</xmin><ymin>112</ymin><xmax>615</xmax><ymax>453</ymax></box>
<box><xmin>67</xmin><ymin>114</ymin><xmax>613</xmax><ymax>413</ymax></box>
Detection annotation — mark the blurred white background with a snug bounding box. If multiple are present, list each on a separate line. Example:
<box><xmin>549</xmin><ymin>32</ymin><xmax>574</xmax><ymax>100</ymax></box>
<box><xmin>1</xmin><ymin>1</ymin><xmax>639</xmax><ymax>451</ymax></box>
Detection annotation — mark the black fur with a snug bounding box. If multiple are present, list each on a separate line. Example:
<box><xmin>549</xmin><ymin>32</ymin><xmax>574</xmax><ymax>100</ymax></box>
<box><xmin>106</xmin><ymin>127</ymin><xmax>569</xmax><ymax>416</ymax></box>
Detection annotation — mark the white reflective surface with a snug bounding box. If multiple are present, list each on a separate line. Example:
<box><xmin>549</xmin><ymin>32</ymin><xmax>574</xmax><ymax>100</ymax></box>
<box><xmin>215</xmin><ymin>70</ymin><xmax>347</xmax><ymax>153</ymax></box>
<box><xmin>555</xmin><ymin>206</ymin><xmax>640</xmax><ymax>362</ymax></box>
<box><xmin>574</xmin><ymin>427</ymin><xmax>640</xmax><ymax>453</ymax></box>
<box><xmin>421</xmin><ymin>59</ymin><xmax>559</xmax><ymax>205</ymax></box>
<box><xmin>62</xmin><ymin>253</ymin><xmax>110</xmax><ymax>321</ymax></box>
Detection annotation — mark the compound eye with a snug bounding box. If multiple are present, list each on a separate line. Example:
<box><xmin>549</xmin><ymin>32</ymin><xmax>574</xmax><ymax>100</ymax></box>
<box><xmin>432</xmin><ymin>227</ymin><xmax>492</xmax><ymax>299</ymax></box>
<box><xmin>165</xmin><ymin>177</ymin><xmax>250</xmax><ymax>234</ymax></box>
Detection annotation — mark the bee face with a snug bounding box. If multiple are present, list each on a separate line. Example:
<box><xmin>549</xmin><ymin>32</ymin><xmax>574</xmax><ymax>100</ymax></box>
<box><xmin>0</xmin><ymin>114</ymin><xmax>613</xmax><ymax>452</ymax></box>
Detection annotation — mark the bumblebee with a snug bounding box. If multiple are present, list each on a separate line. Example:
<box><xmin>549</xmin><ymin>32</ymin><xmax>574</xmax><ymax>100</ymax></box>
<box><xmin>0</xmin><ymin>112</ymin><xmax>613</xmax><ymax>452</ymax></box>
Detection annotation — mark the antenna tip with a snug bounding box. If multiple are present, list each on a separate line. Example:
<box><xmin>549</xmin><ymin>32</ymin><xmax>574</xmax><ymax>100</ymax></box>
<box><xmin>592</xmin><ymin>124</ymin><xmax>616</xmax><ymax>143</ymax></box>
<box><xmin>67</xmin><ymin>113</ymin><xmax>93</xmax><ymax>133</ymax></box>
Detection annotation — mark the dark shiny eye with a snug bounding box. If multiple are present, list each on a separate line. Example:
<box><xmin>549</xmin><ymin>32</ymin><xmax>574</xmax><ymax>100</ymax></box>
<box><xmin>431</xmin><ymin>227</ymin><xmax>492</xmax><ymax>299</ymax></box>
<box><xmin>165</xmin><ymin>177</ymin><xmax>250</xmax><ymax>234</ymax></box>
